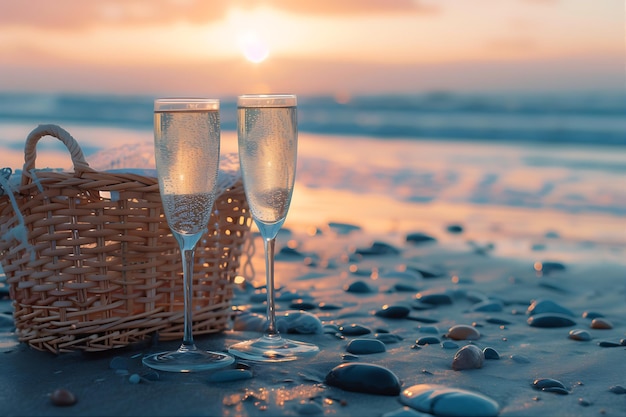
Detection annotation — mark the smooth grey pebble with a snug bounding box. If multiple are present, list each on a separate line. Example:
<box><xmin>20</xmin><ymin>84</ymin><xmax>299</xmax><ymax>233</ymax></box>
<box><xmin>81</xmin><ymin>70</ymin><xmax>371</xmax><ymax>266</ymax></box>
<box><xmin>568</xmin><ymin>329</ymin><xmax>591</xmax><ymax>341</ymax></box>
<box><xmin>375</xmin><ymin>305</ymin><xmax>410</xmax><ymax>319</ymax></box>
<box><xmin>416</xmin><ymin>336</ymin><xmax>440</xmax><ymax>346</ymax></box>
<box><xmin>441</xmin><ymin>341</ymin><xmax>459</xmax><ymax>349</ymax></box>
<box><xmin>325</xmin><ymin>362</ymin><xmax>401</xmax><ymax>396</ymax></box>
<box><xmin>400</xmin><ymin>384</ymin><xmax>499</xmax><ymax>417</ymax></box>
<box><xmin>482</xmin><ymin>347</ymin><xmax>500</xmax><ymax>360</ymax></box>
<box><xmin>527</xmin><ymin>299</ymin><xmax>575</xmax><ymax>317</ymax></box>
<box><xmin>346</xmin><ymin>338</ymin><xmax>386</xmax><ymax>354</ymax></box>
<box><xmin>527</xmin><ymin>313</ymin><xmax>576</xmax><ymax>328</ymax></box>
<box><xmin>344</xmin><ymin>280</ymin><xmax>375</xmax><ymax>293</ymax></box>
<box><xmin>339</xmin><ymin>324</ymin><xmax>372</xmax><ymax>336</ymax></box>
<box><xmin>405</xmin><ymin>232</ymin><xmax>437</xmax><ymax>245</ymax></box>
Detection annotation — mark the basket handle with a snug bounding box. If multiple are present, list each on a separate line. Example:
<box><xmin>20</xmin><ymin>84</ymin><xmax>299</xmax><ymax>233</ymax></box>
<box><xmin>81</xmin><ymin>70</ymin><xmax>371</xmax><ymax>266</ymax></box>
<box><xmin>22</xmin><ymin>124</ymin><xmax>94</xmax><ymax>186</ymax></box>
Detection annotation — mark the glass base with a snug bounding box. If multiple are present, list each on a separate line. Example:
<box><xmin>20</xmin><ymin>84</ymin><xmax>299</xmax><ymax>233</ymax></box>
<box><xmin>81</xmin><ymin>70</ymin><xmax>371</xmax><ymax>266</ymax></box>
<box><xmin>228</xmin><ymin>334</ymin><xmax>319</xmax><ymax>362</ymax></box>
<box><xmin>142</xmin><ymin>346</ymin><xmax>235</xmax><ymax>372</ymax></box>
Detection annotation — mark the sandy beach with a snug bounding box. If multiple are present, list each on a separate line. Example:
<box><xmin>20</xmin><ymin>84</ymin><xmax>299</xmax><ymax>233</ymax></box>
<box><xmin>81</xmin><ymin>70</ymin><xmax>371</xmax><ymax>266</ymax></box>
<box><xmin>1</xmin><ymin>129</ymin><xmax>625</xmax><ymax>417</ymax></box>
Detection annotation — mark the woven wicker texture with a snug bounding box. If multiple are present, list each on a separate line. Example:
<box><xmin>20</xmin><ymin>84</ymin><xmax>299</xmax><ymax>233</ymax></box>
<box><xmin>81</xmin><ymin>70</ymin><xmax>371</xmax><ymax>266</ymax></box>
<box><xmin>0</xmin><ymin>125</ymin><xmax>251</xmax><ymax>353</ymax></box>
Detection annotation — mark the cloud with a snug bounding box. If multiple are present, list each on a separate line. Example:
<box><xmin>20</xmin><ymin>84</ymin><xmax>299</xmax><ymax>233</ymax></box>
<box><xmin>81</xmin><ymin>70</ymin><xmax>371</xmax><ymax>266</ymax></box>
<box><xmin>0</xmin><ymin>0</ymin><xmax>438</xmax><ymax>30</ymax></box>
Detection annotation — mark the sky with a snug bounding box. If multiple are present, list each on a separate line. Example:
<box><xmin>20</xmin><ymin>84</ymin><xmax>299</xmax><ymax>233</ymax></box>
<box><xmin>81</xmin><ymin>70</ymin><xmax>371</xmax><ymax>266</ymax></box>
<box><xmin>0</xmin><ymin>0</ymin><xmax>623</xmax><ymax>97</ymax></box>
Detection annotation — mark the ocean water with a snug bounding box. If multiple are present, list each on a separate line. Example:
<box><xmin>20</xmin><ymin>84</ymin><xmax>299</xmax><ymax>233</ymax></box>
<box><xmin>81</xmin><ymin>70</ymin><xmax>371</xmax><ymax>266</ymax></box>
<box><xmin>1</xmin><ymin>91</ymin><xmax>626</xmax><ymax>149</ymax></box>
<box><xmin>1</xmin><ymin>91</ymin><xmax>625</xmax><ymax>225</ymax></box>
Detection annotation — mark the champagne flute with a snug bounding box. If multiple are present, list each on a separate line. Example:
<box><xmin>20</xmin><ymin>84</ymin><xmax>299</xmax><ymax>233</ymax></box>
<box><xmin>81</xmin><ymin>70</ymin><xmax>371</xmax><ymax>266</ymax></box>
<box><xmin>228</xmin><ymin>94</ymin><xmax>319</xmax><ymax>362</ymax></box>
<box><xmin>143</xmin><ymin>98</ymin><xmax>235</xmax><ymax>372</ymax></box>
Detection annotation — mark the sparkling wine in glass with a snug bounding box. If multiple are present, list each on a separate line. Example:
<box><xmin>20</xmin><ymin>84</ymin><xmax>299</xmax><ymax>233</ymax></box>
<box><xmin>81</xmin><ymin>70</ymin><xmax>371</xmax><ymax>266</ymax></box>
<box><xmin>228</xmin><ymin>94</ymin><xmax>319</xmax><ymax>362</ymax></box>
<box><xmin>142</xmin><ymin>98</ymin><xmax>235</xmax><ymax>372</ymax></box>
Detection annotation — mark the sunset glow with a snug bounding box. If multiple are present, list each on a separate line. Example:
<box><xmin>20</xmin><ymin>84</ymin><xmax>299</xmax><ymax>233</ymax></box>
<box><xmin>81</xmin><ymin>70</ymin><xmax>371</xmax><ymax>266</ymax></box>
<box><xmin>239</xmin><ymin>31</ymin><xmax>270</xmax><ymax>63</ymax></box>
<box><xmin>0</xmin><ymin>0</ymin><xmax>622</xmax><ymax>95</ymax></box>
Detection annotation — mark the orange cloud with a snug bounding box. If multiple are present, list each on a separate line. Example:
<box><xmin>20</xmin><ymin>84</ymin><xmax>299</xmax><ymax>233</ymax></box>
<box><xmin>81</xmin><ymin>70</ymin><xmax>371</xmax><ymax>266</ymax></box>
<box><xmin>1</xmin><ymin>0</ymin><xmax>437</xmax><ymax>30</ymax></box>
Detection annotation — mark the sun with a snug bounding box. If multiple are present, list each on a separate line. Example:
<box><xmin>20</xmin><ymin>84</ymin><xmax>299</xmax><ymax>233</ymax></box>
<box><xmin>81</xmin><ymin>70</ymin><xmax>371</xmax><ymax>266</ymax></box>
<box><xmin>239</xmin><ymin>31</ymin><xmax>270</xmax><ymax>63</ymax></box>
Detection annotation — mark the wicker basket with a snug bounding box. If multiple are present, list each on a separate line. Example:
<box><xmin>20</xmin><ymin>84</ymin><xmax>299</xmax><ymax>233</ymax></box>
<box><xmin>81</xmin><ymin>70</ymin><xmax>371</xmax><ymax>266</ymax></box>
<box><xmin>0</xmin><ymin>124</ymin><xmax>252</xmax><ymax>354</ymax></box>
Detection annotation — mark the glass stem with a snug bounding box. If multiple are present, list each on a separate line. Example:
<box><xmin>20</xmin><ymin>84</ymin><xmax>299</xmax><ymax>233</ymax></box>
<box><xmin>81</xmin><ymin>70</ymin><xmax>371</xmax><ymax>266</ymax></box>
<box><xmin>181</xmin><ymin>248</ymin><xmax>196</xmax><ymax>349</ymax></box>
<box><xmin>175</xmin><ymin>232</ymin><xmax>201</xmax><ymax>352</ymax></box>
<box><xmin>264</xmin><ymin>237</ymin><xmax>278</xmax><ymax>337</ymax></box>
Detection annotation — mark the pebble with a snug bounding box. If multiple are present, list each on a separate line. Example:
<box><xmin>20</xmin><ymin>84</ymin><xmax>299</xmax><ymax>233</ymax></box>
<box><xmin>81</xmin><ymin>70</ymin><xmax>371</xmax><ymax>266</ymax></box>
<box><xmin>446</xmin><ymin>224</ymin><xmax>464</xmax><ymax>234</ymax></box>
<box><xmin>208</xmin><ymin>369</ymin><xmax>254</xmax><ymax>383</ymax></box>
<box><xmin>419</xmin><ymin>325</ymin><xmax>439</xmax><ymax>334</ymax></box>
<box><xmin>327</xmin><ymin>221</ymin><xmax>361</xmax><ymax>234</ymax></box>
<box><xmin>141</xmin><ymin>371</ymin><xmax>160</xmax><ymax>381</ymax></box>
<box><xmin>532</xmin><ymin>378</ymin><xmax>569</xmax><ymax>395</ymax></box>
<box><xmin>452</xmin><ymin>345</ymin><xmax>484</xmax><ymax>371</ymax></box>
<box><xmin>485</xmin><ymin>317</ymin><xmax>511</xmax><ymax>325</ymax></box>
<box><xmin>50</xmin><ymin>388</ymin><xmax>77</xmax><ymax>407</ymax></box>
<box><xmin>346</xmin><ymin>338</ymin><xmax>386</xmax><ymax>354</ymax></box>
<box><xmin>527</xmin><ymin>299</ymin><xmax>575</xmax><ymax>317</ymax></box>
<box><xmin>318</xmin><ymin>302</ymin><xmax>342</xmax><ymax>310</ymax></box>
<box><xmin>276</xmin><ymin>246</ymin><xmax>306</xmax><ymax>259</ymax></box>
<box><xmin>400</xmin><ymin>384</ymin><xmax>500</xmax><ymax>417</ymax></box>
<box><xmin>441</xmin><ymin>341</ymin><xmax>459</xmax><ymax>349</ymax></box>
<box><xmin>355</xmin><ymin>241</ymin><xmax>401</xmax><ymax>256</ymax></box>
<box><xmin>339</xmin><ymin>324</ymin><xmax>372</xmax><ymax>336</ymax></box>
<box><xmin>128</xmin><ymin>374</ymin><xmax>141</xmax><ymax>384</ymax></box>
<box><xmin>406</xmin><ymin>263</ymin><xmax>446</xmax><ymax>278</ymax></box>
<box><xmin>406</xmin><ymin>232</ymin><xmax>437</xmax><ymax>245</ymax></box>
<box><xmin>416</xmin><ymin>336</ymin><xmax>441</xmax><ymax>346</ymax></box>
<box><xmin>568</xmin><ymin>329</ymin><xmax>591</xmax><ymax>341</ymax></box>
<box><xmin>446</xmin><ymin>324</ymin><xmax>480</xmax><ymax>340</ymax></box>
<box><xmin>394</xmin><ymin>283</ymin><xmax>421</xmax><ymax>292</ymax></box>
<box><xmin>344</xmin><ymin>280</ymin><xmax>375</xmax><ymax>293</ymax></box>
<box><xmin>609</xmin><ymin>385</ymin><xmax>626</xmax><ymax>394</ymax></box>
<box><xmin>375</xmin><ymin>305</ymin><xmax>411</xmax><ymax>319</ymax></box>
<box><xmin>510</xmin><ymin>354</ymin><xmax>531</xmax><ymax>364</ymax></box>
<box><xmin>590</xmin><ymin>318</ymin><xmax>613</xmax><ymax>329</ymax></box>
<box><xmin>415</xmin><ymin>290</ymin><xmax>453</xmax><ymax>305</ymax></box>
<box><xmin>527</xmin><ymin>313</ymin><xmax>576</xmax><ymax>328</ymax></box>
<box><xmin>483</xmin><ymin>347</ymin><xmax>500</xmax><ymax>360</ymax></box>
<box><xmin>597</xmin><ymin>341</ymin><xmax>621</xmax><ymax>348</ymax></box>
<box><xmin>325</xmin><ymin>362</ymin><xmax>401</xmax><ymax>396</ymax></box>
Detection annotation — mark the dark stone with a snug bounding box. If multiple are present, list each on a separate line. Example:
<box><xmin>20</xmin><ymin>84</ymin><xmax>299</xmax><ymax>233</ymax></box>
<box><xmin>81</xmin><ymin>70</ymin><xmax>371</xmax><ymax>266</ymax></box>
<box><xmin>406</xmin><ymin>232</ymin><xmax>437</xmax><ymax>245</ymax></box>
<box><xmin>346</xmin><ymin>338</ymin><xmax>386</xmax><ymax>354</ymax></box>
<box><xmin>339</xmin><ymin>324</ymin><xmax>372</xmax><ymax>336</ymax></box>
<box><xmin>415</xmin><ymin>336</ymin><xmax>441</xmax><ymax>346</ymax></box>
<box><xmin>483</xmin><ymin>347</ymin><xmax>500</xmax><ymax>360</ymax></box>
<box><xmin>527</xmin><ymin>313</ymin><xmax>576</xmax><ymax>328</ymax></box>
<box><xmin>325</xmin><ymin>363</ymin><xmax>401</xmax><ymax>396</ymax></box>
<box><xmin>375</xmin><ymin>305</ymin><xmax>410</xmax><ymax>319</ymax></box>
<box><xmin>344</xmin><ymin>280</ymin><xmax>375</xmax><ymax>293</ymax></box>
<box><xmin>446</xmin><ymin>224</ymin><xmax>464</xmax><ymax>234</ymax></box>
<box><xmin>355</xmin><ymin>241</ymin><xmax>401</xmax><ymax>256</ymax></box>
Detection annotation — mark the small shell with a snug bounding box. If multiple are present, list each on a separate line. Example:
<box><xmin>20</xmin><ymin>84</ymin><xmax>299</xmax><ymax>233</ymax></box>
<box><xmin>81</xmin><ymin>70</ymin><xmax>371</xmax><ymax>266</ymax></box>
<box><xmin>452</xmin><ymin>344</ymin><xmax>484</xmax><ymax>371</ymax></box>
